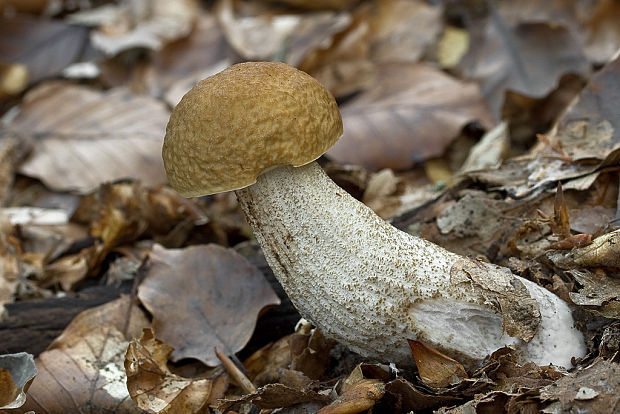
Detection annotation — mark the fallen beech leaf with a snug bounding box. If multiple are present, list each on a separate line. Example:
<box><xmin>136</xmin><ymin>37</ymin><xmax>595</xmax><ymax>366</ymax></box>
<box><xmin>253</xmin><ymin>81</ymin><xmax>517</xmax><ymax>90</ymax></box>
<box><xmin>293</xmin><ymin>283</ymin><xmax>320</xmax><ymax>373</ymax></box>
<box><xmin>564</xmin><ymin>270</ymin><xmax>620</xmax><ymax>318</ymax></box>
<box><xmin>458</xmin><ymin>16</ymin><xmax>589</xmax><ymax>117</ymax></box>
<box><xmin>216</xmin><ymin>0</ymin><xmax>350</xmax><ymax>66</ymax></box>
<box><xmin>328</xmin><ymin>62</ymin><xmax>494</xmax><ymax>170</ymax></box>
<box><xmin>138</xmin><ymin>244</ymin><xmax>280</xmax><ymax>366</ymax></box>
<box><xmin>319</xmin><ymin>379</ymin><xmax>385</xmax><ymax>414</ymax></box>
<box><xmin>0</xmin><ymin>352</ymin><xmax>36</xmax><ymax>409</ymax></box>
<box><xmin>264</xmin><ymin>0</ymin><xmax>358</xmax><ymax>9</ymax></box>
<box><xmin>408</xmin><ymin>340</ymin><xmax>468</xmax><ymax>388</ymax></box>
<box><xmin>125</xmin><ymin>328</ymin><xmax>228</xmax><ymax>414</ymax></box>
<box><xmin>152</xmin><ymin>13</ymin><xmax>230</xmax><ymax>106</ymax></box>
<box><xmin>363</xmin><ymin>0</ymin><xmax>442</xmax><ymax>63</ymax></box>
<box><xmin>468</xmin><ymin>55</ymin><xmax>620</xmax><ymax>198</ymax></box>
<box><xmin>0</xmin><ymin>15</ymin><xmax>91</xmax><ymax>85</ymax></box>
<box><xmin>451</xmin><ymin>259</ymin><xmax>540</xmax><ymax>342</ymax></box>
<box><xmin>244</xmin><ymin>332</ymin><xmax>311</xmax><ymax>386</ymax></box>
<box><xmin>17</xmin><ymin>296</ymin><xmax>149</xmax><ymax>413</ymax></box>
<box><xmin>7</xmin><ymin>81</ymin><xmax>169</xmax><ymax>193</ymax></box>
<box><xmin>383</xmin><ymin>377</ymin><xmax>462</xmax><ymax>412</ymax></box>
<box><xmin>539</xmin><ymin>358</ymin><xmax>620</xmax><ymax>412</ymax></box>
<box><xmin>68</xmin><ymin>0</ymin><xmax>198</xmax><ymax>56</ymax></box>
<box><xmin>584</xmin><ymin>0</ymin><xmax>620</xmax><ymax>64</ymax></box>
<box><xmin>217</xmin><ymin>383</ymin><xmax>330</xmax><ymax>412</ymax></box>
<box><xmin>548</xmin><ymin>229</ymin><xmax>620</xmax><ymax>269</ymax></box>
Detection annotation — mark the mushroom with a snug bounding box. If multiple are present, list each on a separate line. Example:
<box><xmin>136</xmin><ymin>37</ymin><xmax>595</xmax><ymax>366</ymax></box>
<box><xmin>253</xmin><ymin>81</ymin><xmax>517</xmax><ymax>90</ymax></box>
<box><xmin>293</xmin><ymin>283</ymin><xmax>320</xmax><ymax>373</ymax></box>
<box><xmin>162</xmin><ymin>62</ymin><xmax>586</xmax><ymax>368</ymax></box>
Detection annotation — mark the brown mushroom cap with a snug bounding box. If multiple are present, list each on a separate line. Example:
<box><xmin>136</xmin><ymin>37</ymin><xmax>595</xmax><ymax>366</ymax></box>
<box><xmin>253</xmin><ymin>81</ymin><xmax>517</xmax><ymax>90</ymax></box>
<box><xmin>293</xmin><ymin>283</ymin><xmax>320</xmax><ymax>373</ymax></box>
<box><xmin>162</xmin><ymin>61</ymin><xmax>343</xmax><ymax>197</ymax></box>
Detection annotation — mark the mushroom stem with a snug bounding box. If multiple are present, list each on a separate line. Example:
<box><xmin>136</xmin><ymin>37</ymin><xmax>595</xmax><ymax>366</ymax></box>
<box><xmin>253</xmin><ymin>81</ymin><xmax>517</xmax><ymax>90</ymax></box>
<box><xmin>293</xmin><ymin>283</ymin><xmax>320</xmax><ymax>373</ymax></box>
<box><xmin>236</xmin><ymin>162</ymin><xmax>585</xmax><ymax>368</ymax></box>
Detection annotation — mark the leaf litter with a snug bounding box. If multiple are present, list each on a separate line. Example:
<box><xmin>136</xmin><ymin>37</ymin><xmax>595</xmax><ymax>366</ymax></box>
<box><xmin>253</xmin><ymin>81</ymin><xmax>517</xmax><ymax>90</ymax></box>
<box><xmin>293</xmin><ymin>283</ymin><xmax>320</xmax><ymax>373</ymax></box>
<box><xmin>1</xmin><ymin>0</ymin><xmax>620</xmax><ymax>413</ymax></box>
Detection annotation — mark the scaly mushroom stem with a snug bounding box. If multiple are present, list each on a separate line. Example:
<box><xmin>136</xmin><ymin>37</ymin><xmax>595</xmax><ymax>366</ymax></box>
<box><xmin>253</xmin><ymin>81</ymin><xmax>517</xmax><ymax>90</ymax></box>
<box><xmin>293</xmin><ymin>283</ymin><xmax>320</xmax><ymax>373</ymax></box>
<box><xmin>236</xmin><ymin>162</ymin><xmax>585</xmax><ymax>368</ymax></box>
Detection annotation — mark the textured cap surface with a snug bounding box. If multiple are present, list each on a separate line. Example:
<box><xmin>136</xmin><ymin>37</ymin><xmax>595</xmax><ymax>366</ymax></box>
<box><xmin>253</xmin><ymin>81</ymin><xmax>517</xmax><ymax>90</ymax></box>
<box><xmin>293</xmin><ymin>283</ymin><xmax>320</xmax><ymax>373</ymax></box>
<box><xmin>162</xmin><ymin>61</ymin><xmax>343</xmax><ymax>196</ymax></box>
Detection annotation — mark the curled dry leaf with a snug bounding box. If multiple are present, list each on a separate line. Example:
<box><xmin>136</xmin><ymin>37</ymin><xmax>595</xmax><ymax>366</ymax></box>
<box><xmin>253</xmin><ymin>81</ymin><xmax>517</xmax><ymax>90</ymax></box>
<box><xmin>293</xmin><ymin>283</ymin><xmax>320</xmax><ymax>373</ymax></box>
<box><xmin>547</xmin><ymin>229</ymin><xmax>620</xmax><ymax>269</ymax></box>
<box><xmin>328</xmin><ymin>62</ymin><xmax>494</xmax><ymax>170</ymax></box>
<box><xmin>468</xmin><ymin>54</ymin><xmax>620</xmax><ymax>198</ymax></box>
<box><xmin>539</xmin><ymin>358</ymin><xmax>620</xmax><ymax>413</ymax></box>
<box><xmin>563</xmin><ymin>269</ymin><xmax>620</xmax><ymax>319</ymax></box>
<box><xmin>69</xmin><ymin>0</ymin><xmax>199</xmax><ymax>56</ymax></box>
<box><xmin>362</xmin><ymin>0</ymin><xmax>443</xmax><ymax>63</ymax></box>
<box><xmin>138</xmin><ymin>244</ymin><xmax>280</xmax><ymax>366</ymax></box>
<box><xmin>583</xmin><ymin>0</ymin><xmax>620</xmax><ymax>64</ymax></box>
<box><xmin>16</xmin><ymin>296</ymin><xmax>149</xmax><ymax>414</ymax></box>
<box><xmin>319</xmin><ymin>379</ymin><xmax>385</xmax><ymax>414</ymax></box>
<box><xmin>408</xmin><ymin>340</ymin><xmax>468</xmax><ymax>389</ymax></box>
<box><xmin>244</xmin><ymin>332</ymin><xmax>311</xmax><ymax>386</ymax></box>
<box><xmin>152</xmin><ymin>13</ymin><xmax>230</xmax><ymax>106</ymax></box>
<box><xmin>7</xmin><ymin>81</ymin><xmax>169</xmax><ymax>193</ymax></box>
<box><xmin>217</xmin><ymin>382</ymin><xmax>331</xmax><ymax>412</ymax></box>
<box><xmin>0</xmin><ymin>352</ymin><xmax>36</xmax><ymax>409</ymax></box>
<box><xmin>458</xmin><ymin>15</ymin><xmax>589</xmax><ymax>117</ymax></box>
<box><xmin>215</xmin><ymin>0</ymin><xmax>350</xmax><ymax>66</ymax></box>
<box><xmin>125</xmin><ymin>328</ymin><xmax>228</xmax><ymax>414</ymax></box>
<box><xmin>0</xmin><ymin>15</ymin><xmax>91</xmax><ymax>85</ymax></box>
<box><xmin>263</xmin><ymin>0</ymin><xmax>358</xmax><ymax>10</ymax></box>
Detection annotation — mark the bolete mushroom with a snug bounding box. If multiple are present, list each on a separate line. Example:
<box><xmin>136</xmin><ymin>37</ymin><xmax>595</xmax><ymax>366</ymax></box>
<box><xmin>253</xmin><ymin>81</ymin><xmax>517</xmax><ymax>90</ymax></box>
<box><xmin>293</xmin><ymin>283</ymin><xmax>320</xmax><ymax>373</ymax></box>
<box><xmin>162</xmin><ymin>61</ymin><xmax>586</xmax><ymax>368</ymax></box>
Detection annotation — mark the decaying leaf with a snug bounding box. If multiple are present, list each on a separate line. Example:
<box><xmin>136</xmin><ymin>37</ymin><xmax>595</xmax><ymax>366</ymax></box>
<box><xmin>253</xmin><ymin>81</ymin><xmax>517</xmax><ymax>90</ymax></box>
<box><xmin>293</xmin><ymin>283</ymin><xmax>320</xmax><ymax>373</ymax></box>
<box><xmin>16</xmin><ymin>296</ymin><xmax>149</xmax><ymax>413</ymax></box>
<box><xmin>215</xmin><ymin>0</ymin><xmax>350</xmax><ymax>66</ymax></box>
<box><xmin>138</xmin><ymin>244</ymin><xmax>280</xmax><ymax>366</ymax></box>
<box><xmin>458</xmin><ymin>13</ymin><xmax>589</xmax><ymax>117</ymax></box>
<box><xmin>584</xmin><ymin>0</ymin><xmax>620</xmax><ymax>64</ymax></box>
<box><xmin>152</xmin><ymin>13</ymin><xmax>230</xmax><ymax>106</ymax></box>
<box><xmin>244</xmin><ymin>330</ymin><xmax>328</xmax><ymax>386</ymax></box>
<box><xmin>7</xmin><ymin>81</ymin><xmax>170</xmax><ymax>193</ymax></box>
<box><xmin>408</xmin><ymin>340</ymin><xmax>468</xmax><ymax>388</ymax></box>
<box><xmin>0</xmin><ymin>15</ymin><xmax>91</xmax><ymax>85</ymax></box>
<box><xmin>547</xmin><ymin>229</ymin><xmax>620</xmax><ymax>270</ymax></box>
<box><xmin>450</xmin><ymin>259</ymin><xmax>540</xmax><ymax>342</ymax></box>
<box><xmin>539</xmin><ymin>358</ymin><xmax>620</xmax><ymax>413</ymax></box>
<box><xmin>0</xmin><ymin>352</ymin><xmax>36</xmax><ymax>409</ymax></box>
<box><xmin>361</xmin><ymin>0</ymin><xmax>443</xmax><ymax>63</ymax></box>
<box><xmin>217</xmin><ymin>382</ymin><xmax>331</xmax><ymax>412</ymax></box>
<box><xmin>319</xmin><ymin>379</ymin><xmax>384</xmax><ymax>414</ymax></box>
<box><xmin>562</xmin><ymin>269</ymin><xmax>620</xmax><ymax>318</ymax></box>
<box><xmin>329</xmin><ymin>62</ymin><xmax>494</xmax><ymax>170</ymax></box>
<box><xmin>125</xmin><ymin>328</ymin><xmax>228</xmax><ymax>414</ymax></box>
<box><xmin>68</xmin><ymin>0</ymin><xmax>199</xmax><ymax>56</ymax></box>
<box><xmin>469</xmin><ymin>54</ymin><xmax>620</xmax><ymax>198</ymax></box>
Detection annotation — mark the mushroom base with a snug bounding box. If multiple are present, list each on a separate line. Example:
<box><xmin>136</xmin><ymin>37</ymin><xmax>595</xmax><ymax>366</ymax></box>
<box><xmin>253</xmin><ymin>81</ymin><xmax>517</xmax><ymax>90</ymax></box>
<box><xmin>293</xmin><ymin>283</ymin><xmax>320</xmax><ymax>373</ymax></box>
<box><xmin>236</xmin><ymin>162</ymin><xmax>586</xmax><ymax>369</ymax></box>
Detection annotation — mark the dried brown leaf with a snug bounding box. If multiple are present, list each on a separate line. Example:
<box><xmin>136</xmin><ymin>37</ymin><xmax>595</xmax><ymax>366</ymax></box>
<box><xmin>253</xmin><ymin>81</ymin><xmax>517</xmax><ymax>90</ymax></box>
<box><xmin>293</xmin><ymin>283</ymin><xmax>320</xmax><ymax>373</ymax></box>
<box><xmin>318</xmin><ymin>379</ymin><xmax>384</xmax><ymax>414</ymax></box>
<box><xmin>217</xmin><ymin>383</ymin><xmax>330</xmax><ymax>412</ymax></box>
<box><xmin>450</xmin><ymin>259</ymin><xmax>540</xmax><ymax>342</ymax></box>
<box><xmin>548</xmin><ymin>229</ymin><xmax>620</xmax><ymax>270</ymax></box>
<box><xmin>69</xmin><ymin>0</ymin><xmax>198</xmax><ymax>56</ymax></box>
<box><xmin>125</xmin><ymin>328</ymin><xmax>227</xmax><ymax>414</ymax></box>
<box><xmin>152</xmin><ymin>13</ymin><xmax>230</xmax><ymax>106</ymax></box>
<box><xmin>138</xmin><ymin>244</ymin><xmax>280</xmax><ymax>366</ymax></box>
<box><xmin>584</xmin><ymin>0</ymin><xmax>620</xmax><ymax>64</ymax></box>
<box><xmin>328</xmin><ymin>62</ymin><xmax>494</xmax><ymax>170</ymax></box>
<box><xmin>16</xmin><ymin>296</ymin><xmax>149</xmax><ymax>413</ymax></box>
<box><xmin>0</xmin><ymin>352</ymin><xmax>36</xmax><ymax>409</ymax></box>
<box><xmin>468</xmin><ymin>55</ymin><xmax>620</xmax><ymax>198</ymax></box>
<box><xmin>539</xmin><ymin>358</ymin><xmax>620</xmax><ymax>412</ymax></box>
<box><xmin>458</xmin><ymin>15</ymin><xmax>589</xmax><ymax>117</ymax></box>
<box><xmin>0</xmin><ymin>15</ymin><xmax>91</xmax><ymax>84</ymax></box>
<box><xmin>383</xmin><ymin>377</ymin><xmax>462</xmax><ymax>413</ymax></box>
<box><xmin>408</xmin><ymin>340</ymin><xmax>468</xmax><ymax>388</ymax></box>
<box><xmin>263</xmin><ymin>0</ymin><xmax>358</xmax><ymax>10</ymax></box>
<box><xmin>215</xmin><ymin>0</ymin><xmax>350</xmax><ymax>66</ymax></box>
<box><xmin>563</xmin><ymin>269</ymin><xmax>620</xmax><ymax>318</ymax></box>
<box><xmin>7</xmin><ymin>81</ymin><xmax>169</xmax><ymax>193</ymax></box>
<box><xmin>363</xmin><ymin>0</ymin><xmax>442</xmax><ymax>63</ymax></box>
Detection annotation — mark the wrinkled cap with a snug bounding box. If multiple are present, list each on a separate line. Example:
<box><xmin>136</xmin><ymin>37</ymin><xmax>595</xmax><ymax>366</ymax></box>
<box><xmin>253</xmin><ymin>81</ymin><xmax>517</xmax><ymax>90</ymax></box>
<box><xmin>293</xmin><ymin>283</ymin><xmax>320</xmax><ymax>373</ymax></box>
<box><xmin>162</xmin><ymin>61</ymin><xmax>343</xmax><ymax>197</ymax></box>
